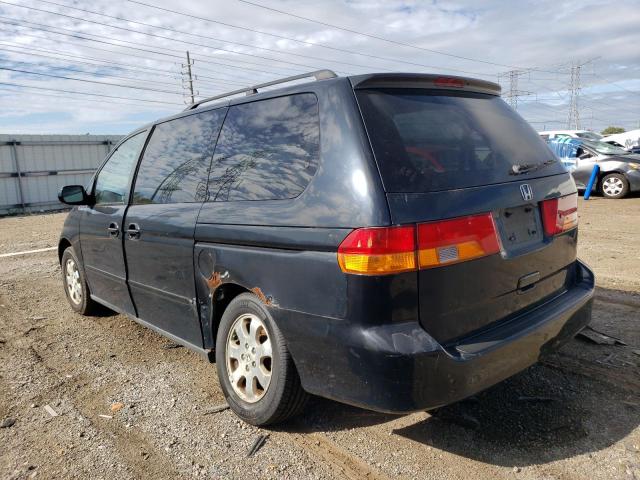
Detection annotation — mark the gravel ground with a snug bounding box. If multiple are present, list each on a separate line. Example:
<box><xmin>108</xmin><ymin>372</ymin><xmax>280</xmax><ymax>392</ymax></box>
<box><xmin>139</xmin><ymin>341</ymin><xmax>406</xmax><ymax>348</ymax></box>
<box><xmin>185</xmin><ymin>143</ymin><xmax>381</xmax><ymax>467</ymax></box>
<box><xmin>0</xmin><ymin>196</ymin><xmax>639</xmax><ymax>480</ymax></box>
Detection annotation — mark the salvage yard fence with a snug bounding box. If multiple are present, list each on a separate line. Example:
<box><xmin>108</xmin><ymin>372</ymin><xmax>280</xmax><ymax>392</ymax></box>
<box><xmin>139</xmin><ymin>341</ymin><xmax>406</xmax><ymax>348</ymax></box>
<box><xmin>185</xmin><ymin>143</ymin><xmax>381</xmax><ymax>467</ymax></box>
<box><xmin>0</xmin><ymin>134</ymin><xmax>122</xmax><ymax>215</ymax></box>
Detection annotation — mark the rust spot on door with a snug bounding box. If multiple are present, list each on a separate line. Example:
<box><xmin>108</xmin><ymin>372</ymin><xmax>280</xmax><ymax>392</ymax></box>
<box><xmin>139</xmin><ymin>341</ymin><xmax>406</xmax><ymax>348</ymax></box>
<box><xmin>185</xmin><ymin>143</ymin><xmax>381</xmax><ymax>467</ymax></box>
<box><xmin>206</xmin><ymin>272</ymin><xmax>222</xmax><ymax>291</ymax></box>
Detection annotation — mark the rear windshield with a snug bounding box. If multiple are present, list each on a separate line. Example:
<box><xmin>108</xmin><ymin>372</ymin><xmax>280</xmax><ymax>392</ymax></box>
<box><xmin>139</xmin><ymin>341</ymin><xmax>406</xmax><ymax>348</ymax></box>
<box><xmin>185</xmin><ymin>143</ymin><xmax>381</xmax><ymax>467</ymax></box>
<box><xmin>356</xmin><ymin>89</ymin><xmax>565</xmax><ymax>192</ymax></box>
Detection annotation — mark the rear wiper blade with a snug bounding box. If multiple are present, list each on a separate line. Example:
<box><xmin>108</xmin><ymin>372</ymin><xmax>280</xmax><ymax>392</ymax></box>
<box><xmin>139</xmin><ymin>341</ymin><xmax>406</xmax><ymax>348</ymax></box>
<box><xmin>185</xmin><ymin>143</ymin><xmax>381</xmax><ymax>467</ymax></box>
<box><xmin>509</xmin><ymin>159</ymin><xmax>556</xmax><ymax>175</ymax></box>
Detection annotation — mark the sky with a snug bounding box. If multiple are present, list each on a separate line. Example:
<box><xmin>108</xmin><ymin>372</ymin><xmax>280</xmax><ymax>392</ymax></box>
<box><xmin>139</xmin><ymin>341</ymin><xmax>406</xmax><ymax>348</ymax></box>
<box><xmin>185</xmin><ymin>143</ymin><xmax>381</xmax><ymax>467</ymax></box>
<box><xmin>0</xmin><ymin>0</ymin><xmax>638</xmax><ymax>135</ymax></box>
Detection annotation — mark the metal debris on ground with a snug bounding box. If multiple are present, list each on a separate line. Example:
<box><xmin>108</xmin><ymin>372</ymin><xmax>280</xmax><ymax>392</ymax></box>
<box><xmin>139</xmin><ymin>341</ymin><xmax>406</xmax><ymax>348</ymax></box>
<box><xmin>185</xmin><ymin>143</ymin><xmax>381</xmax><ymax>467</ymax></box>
<box><xmin>203</xmin><ymin>404</ymin><xmax>229</xmax><ymax>415</ymax></box>
<box><xmin>23</xmin><ymin>326</ymin><xmax>43</xmax><ymax>336</ymax></box>
<box><xmin>247</xmin><ymin>434</ymin><xmax>269</xmax><ymax>457</ymax></box>
<box><xmin>576</xmin><ymin>326</ymin><xmax>627</xmax><ymax>346</ymax></box>
<box><xmin>98</xmin><ymin>414</ymin><xmax>113</xmax><ymax>419</ymax></box>
<box><xmin>43</xmin><ymin>405</ymin><xmax>58</xmax><ymax>417</ymax></box>
<box><xmin>162</xmin><ymin>343</ymin><xmax>183</xmax><ymax>350</ymax></box>
<box><xmin>1</xmin><ymin>417</ymin><xmax>16</xmax><ymax>428</ymax></box>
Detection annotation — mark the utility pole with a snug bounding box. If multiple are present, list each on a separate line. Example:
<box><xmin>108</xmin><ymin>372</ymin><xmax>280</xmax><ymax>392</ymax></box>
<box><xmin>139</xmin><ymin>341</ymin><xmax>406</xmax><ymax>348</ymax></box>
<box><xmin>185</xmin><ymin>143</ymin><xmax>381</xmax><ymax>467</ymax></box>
<box><xmin>501</xmin><ymin>69</ymin><xmax>531</xmax><ymax>110</ymax></box>
<box><xmin>181</xmin><ymin>51</ymin><xmax>196</xmax><ymax>105</ymax></box>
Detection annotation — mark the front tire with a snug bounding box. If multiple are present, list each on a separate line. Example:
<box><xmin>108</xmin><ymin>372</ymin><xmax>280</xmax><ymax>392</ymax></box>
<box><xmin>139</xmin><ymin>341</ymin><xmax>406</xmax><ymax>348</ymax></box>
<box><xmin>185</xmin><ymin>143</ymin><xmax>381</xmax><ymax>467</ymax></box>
<box><xmin>601</xmin><ymin>173</ymin><xmax>629</xmax><ymax>199</ymax></box>
<box><xmin>215</xmin><ymin>292</ymin><xmax>308</xmax><ymax>425</ymax></box>
<box><xmin>61</xmin><ymin>247</ymin><xmax>95</xmax><ymax>315</ymax></box>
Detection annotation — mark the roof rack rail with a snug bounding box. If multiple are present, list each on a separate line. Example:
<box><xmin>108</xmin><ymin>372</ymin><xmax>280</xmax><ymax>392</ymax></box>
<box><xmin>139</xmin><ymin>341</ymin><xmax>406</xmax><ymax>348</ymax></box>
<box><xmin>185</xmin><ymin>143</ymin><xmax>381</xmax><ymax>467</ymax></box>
<box><xmin>185</xmin><ymin>69</ymin><xmax>337</xmax><ymax>111</ymax></box>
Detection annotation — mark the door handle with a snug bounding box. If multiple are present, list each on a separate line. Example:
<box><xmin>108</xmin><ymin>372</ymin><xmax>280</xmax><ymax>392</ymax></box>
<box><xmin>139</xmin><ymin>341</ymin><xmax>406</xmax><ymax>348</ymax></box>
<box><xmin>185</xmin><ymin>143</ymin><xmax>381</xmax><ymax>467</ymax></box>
<box><xmin>107</xmin><ymin>222</ymin><xmax>119</xmax><ymax>238</ymax></box>
<box><xmin>126</xmin><ymin>223</ymin><xmax>141</xmax><ymax>240</ymax></box>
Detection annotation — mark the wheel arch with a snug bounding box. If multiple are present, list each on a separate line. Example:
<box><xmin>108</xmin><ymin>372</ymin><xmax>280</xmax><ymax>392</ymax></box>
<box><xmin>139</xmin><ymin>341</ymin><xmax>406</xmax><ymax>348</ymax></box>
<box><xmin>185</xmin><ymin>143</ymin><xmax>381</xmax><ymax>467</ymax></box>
<box><xmin>598</xmin><ymin>169</ymin><xmax>627</xmax><ymax>181</ymax></box>
<box><xmin>58</xmin><ymin>237</ymin><xmax>72</xmax><ymax>264</ymax></box>
<box><xmin>210</xmin><ymin>282</ymin><xmax>251</xmax><ymax>349</ymax></box>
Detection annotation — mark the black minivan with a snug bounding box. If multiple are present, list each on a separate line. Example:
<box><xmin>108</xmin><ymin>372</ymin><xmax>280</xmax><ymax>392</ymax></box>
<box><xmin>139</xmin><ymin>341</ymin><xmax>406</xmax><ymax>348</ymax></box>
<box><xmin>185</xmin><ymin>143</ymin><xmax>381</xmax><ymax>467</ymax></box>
<box><xmin>58</xmin><ymin>71</ymin><xmax>594</xmax><ymax>425</ymax></box>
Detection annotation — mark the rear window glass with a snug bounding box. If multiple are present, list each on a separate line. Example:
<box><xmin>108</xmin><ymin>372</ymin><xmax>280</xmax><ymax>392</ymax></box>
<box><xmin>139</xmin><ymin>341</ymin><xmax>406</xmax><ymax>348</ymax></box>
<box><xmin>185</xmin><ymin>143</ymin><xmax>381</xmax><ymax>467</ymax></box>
<box><xmin>356</xmin><ymin>89</ymin><xmax>565</xmax><ymax>192</ymax></box>
<box><xmin>207</xmin><ymin>93</ymin><xmax>319</xmax><ymax>202</ymax></box>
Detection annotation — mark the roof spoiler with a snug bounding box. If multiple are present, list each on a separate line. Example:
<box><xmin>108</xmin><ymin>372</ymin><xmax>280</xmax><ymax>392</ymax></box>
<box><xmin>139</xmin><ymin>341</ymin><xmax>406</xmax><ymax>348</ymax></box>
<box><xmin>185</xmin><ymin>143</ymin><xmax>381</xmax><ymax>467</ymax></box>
<box><xmin>349</xmin><ymin>73</ymin><xmax>501</xmax><ymax>96</ymax></box>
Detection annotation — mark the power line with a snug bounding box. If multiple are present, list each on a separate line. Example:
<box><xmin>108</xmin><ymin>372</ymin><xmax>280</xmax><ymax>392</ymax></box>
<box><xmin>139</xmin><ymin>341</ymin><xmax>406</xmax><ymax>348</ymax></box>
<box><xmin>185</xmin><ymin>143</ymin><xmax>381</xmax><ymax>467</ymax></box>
<box><xmin>0</xmin><ymin>81</ymin><xmax>183</xmax><ymax>105</ymax></box>
<box><xmin>126</xmin><ymin>0</ymin><xmax>498</xmax><ymax>78</ymax></box>
<box><xmin>28</xmin><ymin>0</ymin><xmax>367</xmax><ymax>74</ymax></box>
<box><xmin>0</xmin><ymin>41</ymin><xmax>177</xmax><ymax>76</ymax></box>
<box><xmin>0</xmin><ymin>2</ymin><xmax>339</xmax><ymax>77</ymax></box>
<box><xmin>0</xmin><ymin>0</ymin><xmax>497</xmax><ymax>78</ymax></box>
<box><xmin>0</xmin><ymin>12</ymin><xmax>301</xmax><ymax>79</ymax></box>
<box><xmin>0</xmin><ymin>43</ymin><xmax>237</xmax><ymax>91</ymax></box>
<box><xmin>0</xmin><ymin>66</ymin><xmax>185</xmax><ymax>95</ymax></box>
<box><xmin>235</xmin><ymin>0</ymin><xmax>518</xmax><ymax>69</ymax></box>
<box><xmin>0</xmin><ymin>20</ymin><xmax>278</xmax><ymax>87</ymax></box>
<box><xmin>0</xmin><ymin>85</ymin><xmax>178</xmax><ymax>109</ymax></box>
<box><xmin>0</xmin><ymin>42</ymin><xmax>246</xmax><ymax>88</ymax></box>
<box><xmin>0</xmin><ymin>57</ymin><xmax>185</xmax><ymax>89</ymax></box>
<box><xmin>591</xmin><ymin>73</ymin><xmax>640</xmax><ymax>98</ymax></box>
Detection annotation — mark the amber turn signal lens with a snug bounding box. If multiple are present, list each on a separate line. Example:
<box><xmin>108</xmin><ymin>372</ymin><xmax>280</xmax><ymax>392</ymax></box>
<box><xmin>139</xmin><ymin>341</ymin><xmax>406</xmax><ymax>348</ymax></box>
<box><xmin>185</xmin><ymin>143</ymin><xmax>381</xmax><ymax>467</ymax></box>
<box><xmin>417</xmin><ymin>213</ymin><xmax>501</xmax><ymax>268</ymax></box>
<box><xmin>337</xmin><ymin>225</ymin><xmax>416</xmax><ymax>275</ymax></box>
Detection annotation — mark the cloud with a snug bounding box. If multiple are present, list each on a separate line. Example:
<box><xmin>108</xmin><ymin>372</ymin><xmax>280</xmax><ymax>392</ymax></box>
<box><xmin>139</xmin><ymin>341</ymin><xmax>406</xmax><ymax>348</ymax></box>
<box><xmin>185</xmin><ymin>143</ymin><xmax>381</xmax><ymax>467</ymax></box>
<box><xmin>0</xmin><ymin>0</ymin><xmax>637</xmax><ymax>134</ymax></box>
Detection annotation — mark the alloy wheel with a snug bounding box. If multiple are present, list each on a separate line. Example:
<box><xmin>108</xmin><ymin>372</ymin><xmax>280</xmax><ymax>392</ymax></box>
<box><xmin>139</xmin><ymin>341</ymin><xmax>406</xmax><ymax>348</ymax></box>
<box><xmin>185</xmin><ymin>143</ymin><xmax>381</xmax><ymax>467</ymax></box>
<box><xmin>65</xmin><ymin>258</ymin><xmax>82</xmax><ymax>305</ymax></box>
<box><xmin>602</xmin><ymin>176</ymin><xmax>624</xmax><ymax>197</ymax></box>
<box><xmin>225</xmin><ymin>313</ymin><xmax>273</xmax><ymax>403</ymax></box>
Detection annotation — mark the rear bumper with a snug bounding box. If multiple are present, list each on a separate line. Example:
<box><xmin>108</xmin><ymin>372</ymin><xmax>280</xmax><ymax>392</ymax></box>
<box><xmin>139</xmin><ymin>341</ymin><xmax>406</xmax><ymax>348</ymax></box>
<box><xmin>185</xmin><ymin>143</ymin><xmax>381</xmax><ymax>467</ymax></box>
<box><xmin>280</xmin><ymin>260</ymin><xmax>594</xmax><ymax>413</ymax></box>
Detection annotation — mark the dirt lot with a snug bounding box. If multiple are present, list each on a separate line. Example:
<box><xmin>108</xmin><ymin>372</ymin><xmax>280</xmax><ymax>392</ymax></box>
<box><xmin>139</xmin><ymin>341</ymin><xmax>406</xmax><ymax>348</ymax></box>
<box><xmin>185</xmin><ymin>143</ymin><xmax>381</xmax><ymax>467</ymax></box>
<box><xmin>1</xmin><ymin>196</ymin><xmax>639</xmax><ymax>480</ymax></box>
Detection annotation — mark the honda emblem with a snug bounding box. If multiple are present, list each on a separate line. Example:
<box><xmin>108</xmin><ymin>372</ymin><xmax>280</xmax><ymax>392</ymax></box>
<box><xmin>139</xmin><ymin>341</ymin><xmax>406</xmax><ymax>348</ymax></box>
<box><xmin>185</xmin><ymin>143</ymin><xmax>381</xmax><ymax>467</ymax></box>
<box><xmin>520</xmin><ymin>184</ymin><xmax>533</xmax><ymax>201</ymax></box>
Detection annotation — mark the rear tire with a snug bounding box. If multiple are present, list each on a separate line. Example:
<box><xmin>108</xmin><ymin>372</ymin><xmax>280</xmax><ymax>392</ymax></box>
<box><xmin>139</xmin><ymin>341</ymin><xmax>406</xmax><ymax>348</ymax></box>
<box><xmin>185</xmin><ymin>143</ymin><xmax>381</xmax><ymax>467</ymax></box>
<box><xmin>600</xmin><ymin>173</ymin><xmax>629</xmax><ymax>199</ymax></box>
<box><xmin>215</xmin><ymin>292</ymin><xmax>308</xmax><ymax>425</ymax></box>
<box><xmin>61</xmin><ymin>247</ymin><xmax>96</xmax><ymax>315</ymax></box>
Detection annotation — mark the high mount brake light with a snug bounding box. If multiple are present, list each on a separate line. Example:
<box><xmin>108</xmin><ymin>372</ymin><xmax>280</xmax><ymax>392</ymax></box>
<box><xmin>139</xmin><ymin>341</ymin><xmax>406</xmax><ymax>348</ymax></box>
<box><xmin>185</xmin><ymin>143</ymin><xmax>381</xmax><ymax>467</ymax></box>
<box><xmin>337</xmin><ymin>213</ymin><xmax>501</xmax><ymax>275</ymax></box>
<box><xmin>434</xmin><ymin>77</ymin><xmax>465</xmax><ymax>88</ymax></box>
<box><xmin>540</xmin><ymin>193</ymin><xmax>578</xmax><ymax>236</ymax></box>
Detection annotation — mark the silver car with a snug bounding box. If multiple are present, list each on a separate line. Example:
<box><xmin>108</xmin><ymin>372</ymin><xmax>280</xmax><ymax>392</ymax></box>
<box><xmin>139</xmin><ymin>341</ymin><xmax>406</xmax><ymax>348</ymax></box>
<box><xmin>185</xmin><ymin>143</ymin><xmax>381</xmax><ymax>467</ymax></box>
<box><xmin>569</xmin><ymin>140</ymin><xmax>640</xmax><ymax>198</ymax></box>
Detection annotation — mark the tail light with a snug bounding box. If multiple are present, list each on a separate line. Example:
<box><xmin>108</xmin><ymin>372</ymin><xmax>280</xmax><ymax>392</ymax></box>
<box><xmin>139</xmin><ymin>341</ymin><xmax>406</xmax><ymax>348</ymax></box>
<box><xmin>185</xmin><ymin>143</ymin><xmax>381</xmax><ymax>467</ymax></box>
<box><xmin>337</xmin><ymin>225</ymin><xmax>416</xmax><ymax>274</ymax></box>
<box><xmin>417</xmin><ymin>213</ymin><xmax>500</xmax><ymax>268</ymax></box>
<box><xmin>337</xmin><ymin>213</ymin><xmax>501</xmax><ymax>275</ymax></box>
<box><xmin>540</xmin><ymin>193</ymin><xmax>578</xmax><ymax>236</ymax></box>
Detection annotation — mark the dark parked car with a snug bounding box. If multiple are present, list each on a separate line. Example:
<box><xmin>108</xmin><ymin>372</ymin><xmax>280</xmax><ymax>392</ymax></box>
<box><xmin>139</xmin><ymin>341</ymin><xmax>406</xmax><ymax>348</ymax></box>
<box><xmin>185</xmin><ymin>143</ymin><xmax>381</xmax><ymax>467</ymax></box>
<box><xmin>570</xmin><ymin>140</ymin><xmax>640</xmax><ymax>198</ymax></box>
<box><xmin>58</xmin><ymin>71</ymin><xmax>594</xmax><ymax>425</ymax></box>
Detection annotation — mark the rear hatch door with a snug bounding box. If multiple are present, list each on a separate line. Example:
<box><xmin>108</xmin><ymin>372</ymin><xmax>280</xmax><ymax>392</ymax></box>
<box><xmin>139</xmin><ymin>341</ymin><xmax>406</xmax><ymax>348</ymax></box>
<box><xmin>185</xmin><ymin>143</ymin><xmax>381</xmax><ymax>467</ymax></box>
<box><xmin>354</xmin><ymin>81</ymin><xmax>578</xmax><ymax>344</ymax></box>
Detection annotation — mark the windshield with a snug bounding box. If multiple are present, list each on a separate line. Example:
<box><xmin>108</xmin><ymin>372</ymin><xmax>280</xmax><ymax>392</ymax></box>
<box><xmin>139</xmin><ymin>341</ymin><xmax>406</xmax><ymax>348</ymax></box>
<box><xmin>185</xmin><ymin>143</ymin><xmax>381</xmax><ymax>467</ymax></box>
<box><xmin>356</xmin><ymin>89</ymin><xmax>565</xmax><ymax>192</ymax></box>
<box><xmin>583</xmin><ymin>140</ymin><xmax>629</xmax><ymax>155</ymax></box>
<box><xmin>575</xmin><ymin>131</ymin><xmax>602</xmax><ymax>141</ymax></box>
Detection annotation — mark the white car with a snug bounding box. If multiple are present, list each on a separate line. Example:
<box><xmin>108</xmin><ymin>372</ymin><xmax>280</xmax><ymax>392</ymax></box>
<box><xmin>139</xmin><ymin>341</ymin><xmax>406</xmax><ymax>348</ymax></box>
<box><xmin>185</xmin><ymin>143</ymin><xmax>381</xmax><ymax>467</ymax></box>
<box><xmin>602</xmin><ymin>129</ymin><xmax>640</xmax><ymax>152</ymax></box>
<box><xmin>539</xmin><ymin>130</ymin><xmax>603</xmax><ymax>141</ymax></box>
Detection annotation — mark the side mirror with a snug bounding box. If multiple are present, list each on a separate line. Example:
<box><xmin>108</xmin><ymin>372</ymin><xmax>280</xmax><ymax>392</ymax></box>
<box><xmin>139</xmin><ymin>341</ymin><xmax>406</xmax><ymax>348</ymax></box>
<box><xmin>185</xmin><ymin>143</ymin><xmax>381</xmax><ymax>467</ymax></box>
<box><xmin>58</xmin><ymin>185</ymin><xmax>90</xmax><ymax>205</ymax></box>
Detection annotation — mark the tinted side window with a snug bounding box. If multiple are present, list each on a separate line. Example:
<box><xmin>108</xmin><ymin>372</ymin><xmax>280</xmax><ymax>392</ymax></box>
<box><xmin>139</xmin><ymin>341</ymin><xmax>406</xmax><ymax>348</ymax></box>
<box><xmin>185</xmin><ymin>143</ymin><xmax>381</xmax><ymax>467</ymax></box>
<box><xmin>207</xmin><ymin>94</ymin><xmax>319</xmax><ymax>202</ymax></box>
<box><xmin>133</xmin><ymin>109</ymin><xmax>226</xmax><ymax>204</ymax></box>
<box><xmin>94</xmin><ymin>132</ymin><xmax>146</xmax><ymax>204</ymax></box>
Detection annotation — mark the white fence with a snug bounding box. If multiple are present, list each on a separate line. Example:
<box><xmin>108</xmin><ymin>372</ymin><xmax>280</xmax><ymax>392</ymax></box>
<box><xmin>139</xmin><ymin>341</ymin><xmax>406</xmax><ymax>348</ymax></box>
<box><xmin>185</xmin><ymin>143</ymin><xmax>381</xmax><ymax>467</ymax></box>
<box><xmin>0</xmin><ymin>134</ymin><xmax>122</xmax><ymax>215</ymax></box>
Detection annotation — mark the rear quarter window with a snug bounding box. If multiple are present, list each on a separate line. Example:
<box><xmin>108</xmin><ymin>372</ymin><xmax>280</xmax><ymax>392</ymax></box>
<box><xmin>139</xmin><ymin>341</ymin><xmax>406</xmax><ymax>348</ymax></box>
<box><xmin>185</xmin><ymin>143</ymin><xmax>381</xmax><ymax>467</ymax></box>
<box><xmin>356</xmin><ymin>89</ymin><xmax>565</xmax><ymax>193</ymax></box>
<box><xmin>207</xmin><ymin>93</ymin><xmax>320</xmax><ymax>202</ymax></box>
